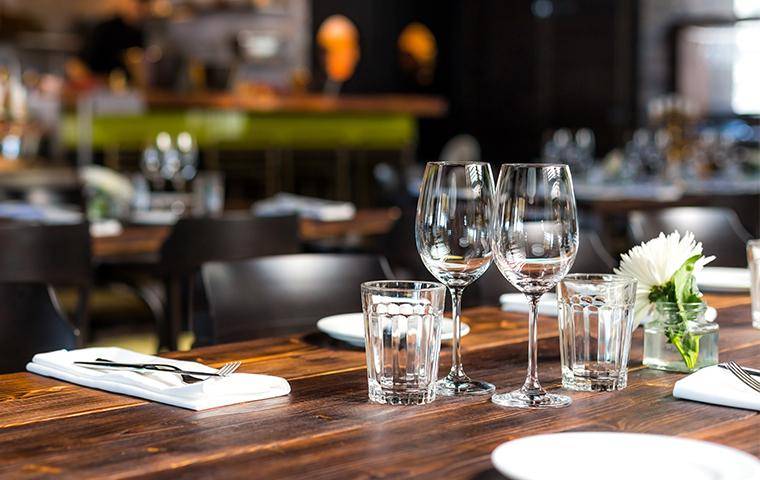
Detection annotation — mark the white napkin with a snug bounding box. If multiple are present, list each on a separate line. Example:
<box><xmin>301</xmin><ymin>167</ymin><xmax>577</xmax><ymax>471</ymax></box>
<box><xmin>500</xmin><ymin>293</ymin><xmax>559</xmax><ymax>316</ymax></box>
<box><xmin>26</xmin><ymin>347</ymin><xmax>290</xmax><ymax>411</ymax></box>
<box><xmin>90</xmin><ymin>219</ymin><xmax>123</xmax><ymax>238</ymax></box>
<box><xmin>696</xmin><ymin>267</ymin><xmax>751</xmax><ymax>292</ymax></box>
<box><xmin>253</xmin><ymin>193</ymin><xmax>356</xmax><ymax>221</ymax></box>
<box><xmin>673</xmin><ymin>365</ymin><xmax>760</xmax><ymax>411</ymax></box>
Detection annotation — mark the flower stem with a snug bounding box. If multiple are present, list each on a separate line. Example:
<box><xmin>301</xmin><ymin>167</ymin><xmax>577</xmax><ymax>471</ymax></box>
<box><xmin>666</xmin><ymin>330</ymin><xmax>701</xmax><ymax>370</ymax></box>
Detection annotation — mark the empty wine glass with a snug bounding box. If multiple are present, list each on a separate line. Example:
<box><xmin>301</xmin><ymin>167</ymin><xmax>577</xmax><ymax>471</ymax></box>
<box><xmin>416</xmin><ymin>160</ymin><xmax>495</xmax><ymax>396</ymax></box>
<box><xmin>492</xmin><ymin>163</ymin><xmax>578</xmax><ymax>408</ymax></box>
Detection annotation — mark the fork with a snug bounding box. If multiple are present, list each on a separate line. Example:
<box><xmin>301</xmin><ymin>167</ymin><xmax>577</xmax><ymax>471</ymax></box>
<box><xmin>81</xmin><ymin>358</ymin><xmax>242</xmax><ymax>385</ymax></box>
<box><xmin>723</xmin><ymin>361</ymin><xmax>760</xmax><ymax>394</ymax></box>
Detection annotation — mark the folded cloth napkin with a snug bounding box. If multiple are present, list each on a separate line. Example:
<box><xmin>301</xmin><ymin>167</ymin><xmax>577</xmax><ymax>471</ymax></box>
<box><xmin>500</xmin><ymin>293</ymin><xmax>559</xmax><ymax>316</ymax></box>
<box><xmin>26</xmin><ymin>347</ymin><xmax>291</xmax><ymax>411</ymax></box>
<box><xmin>90</xmin><ymin>219</ymin><xmax>123</xmax><ymax>238</ymax></box>
<box><xmin>252</xmin><ymin>193</ymin><xmax>356</xmax><ymax>221</ymax></box>
<box><xmin>673</xmin><ymin>365</ymin><xmax>760</xmax><ymax>411</ymax></box>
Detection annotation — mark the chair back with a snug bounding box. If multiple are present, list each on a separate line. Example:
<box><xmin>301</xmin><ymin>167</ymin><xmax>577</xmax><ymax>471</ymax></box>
<box><xmin>0</xmin><ymin>283</ymin><xmax>78</xmax><ymax>373</ymax></box>
<box><xmin>160</xmin><ymin>214</ymin><xmax>300</xmax><ymax>274</ymax></box>
<box><xmin>0</xmin><ymin>221</ymin><xmax>91</xmax><ymax>285</ymax></box>
<box><xmin>0</xmin><ymin>221</ymin><xmax>91</xmax><ymax>340</ymax></box>
<box><xmin>629</xmin><ymin>207</ymin><xmax>752</xmax><ymax>267</ymax></box>
<box><xmin>202</xmin><ymin>254</ymin><xmax>393</xmax><ymax>344</ymax></box>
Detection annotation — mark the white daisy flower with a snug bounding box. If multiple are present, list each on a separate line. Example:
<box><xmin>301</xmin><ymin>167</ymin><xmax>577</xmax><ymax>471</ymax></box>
<box><xmin>614</xmin><ymin>231</ymin><xmax>715</xmax><ymax>327</ymax></box>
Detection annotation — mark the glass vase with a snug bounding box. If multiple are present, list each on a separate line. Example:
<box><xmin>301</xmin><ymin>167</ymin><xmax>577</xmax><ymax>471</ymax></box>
<box><xmin>643</xmin><ymin>302</ymin><xmax>718</xmax><ymax>373</ymax></box>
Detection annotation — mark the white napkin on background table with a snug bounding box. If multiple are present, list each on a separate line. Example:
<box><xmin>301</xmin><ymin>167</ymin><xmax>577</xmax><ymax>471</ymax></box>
<box><xmin>26</xmin><ymin>347</ymin><xmax>290</xmax><ymax>411</ymax></box>
<box><xmin>673</xmin><ymin>365</ymin><xmax>760</xmax><ymax>411</ymax></box>
<box><xmin>500</xmin><ymin>293</ymin><xmax>559</xmax><ymax>316</ymax></box>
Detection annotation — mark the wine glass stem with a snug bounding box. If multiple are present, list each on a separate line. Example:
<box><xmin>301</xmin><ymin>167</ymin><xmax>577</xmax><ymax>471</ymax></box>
<box><xmin>449</xmin><ymin>286</ymin><xmax>465</xmax><ymax>378</ymax></box>
<box><xmin>523</xmin><ymin>293</ymin><xmax>544</xmax><ymax>394</ymax></box>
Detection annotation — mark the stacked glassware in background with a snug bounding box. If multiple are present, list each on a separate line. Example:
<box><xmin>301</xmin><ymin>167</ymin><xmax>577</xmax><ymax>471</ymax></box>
<box><xmin>0</xmin><ymin>51</ymin><xmax>60</xmax><ymax>162</ymax></box>
<box><xmin>542</xmin><ymin>94</ymin><xmax>758</xmax><ymax>186</ymax></box>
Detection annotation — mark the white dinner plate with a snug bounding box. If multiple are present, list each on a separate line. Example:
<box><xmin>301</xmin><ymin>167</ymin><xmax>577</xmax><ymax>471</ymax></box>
<box><xmin>316</xmin><ymin>313</ymin><xmax>469</xmax><ymax>348</ymax></box>
<box><xmin>499</xmin><ymin>293</ymin><xmax>559</xmax><ymax>316</ymax></box>
<box><xmin>491</xmin><ymin>432</ymin><xmax>760</xmax><ymax>480</ymax></box>
<box><xmin>130</xmin><ymin>210</ymin><xmax>179</xmax><ymax>226</ymax></box>
<box><xmin>696</xmin><ymin>267</ymin><xmax>751</xmax><ymax>293</ymax></box>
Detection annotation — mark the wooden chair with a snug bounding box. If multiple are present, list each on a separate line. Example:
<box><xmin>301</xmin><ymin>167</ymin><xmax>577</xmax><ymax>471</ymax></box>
<box><xmin>158</xmin><ymin>214</ymin><xmax>300</xmax><ymax>350</ymax></box>
<box><xmin>0</xmin><ymin>283</ymin><xmax>78</xmax><ymax>373</ymax></box>
<box><xmin>472</xmin><ymin>230</ymin><xmax>616</xmax><ymax>306</ymax></box>
<box><xmin>0</xmin><ymin>222</ymin><xmax>92</xmax><ymax>342</ymax></box>
<box><xmin>202</xmin><ymin>253</ymin><xmax>393</xmax><ymax>344</ymax></box>
<box><xmin>629</xmin><ymin>207</ymin><xmax>752</xmax><ymax>267</ymax></box>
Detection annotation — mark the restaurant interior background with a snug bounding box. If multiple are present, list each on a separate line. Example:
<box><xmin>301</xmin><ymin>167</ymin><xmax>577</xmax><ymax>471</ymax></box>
<box><xmin>0</xmin><ymin>0</ymin><xmax>758</xmax><ymax>362</ymax></box>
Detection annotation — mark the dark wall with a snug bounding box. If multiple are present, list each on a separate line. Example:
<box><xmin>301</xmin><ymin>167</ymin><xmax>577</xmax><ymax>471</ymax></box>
<box><xmin>312</xmin><ymin>0</ymin><xmax>638</xmax><ymax>163</ymax></box>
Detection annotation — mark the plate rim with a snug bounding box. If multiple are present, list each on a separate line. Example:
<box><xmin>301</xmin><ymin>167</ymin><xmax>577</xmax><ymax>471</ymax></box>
<box><xmin>491</xmin><ymin>432</ymin><xmax>760</xmax><ymax>480</ymax></box>
<box><xmin>316</xmin><ymin>312</ymin><xmax>468</xmax><ymax>345</ymax></box>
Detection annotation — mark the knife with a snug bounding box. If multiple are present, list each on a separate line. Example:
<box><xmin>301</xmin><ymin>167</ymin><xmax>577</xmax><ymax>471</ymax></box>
<box><xmin>73</xmin><ymin>359</ymin><xmax>221</xmax><ymax>377</ymax></box>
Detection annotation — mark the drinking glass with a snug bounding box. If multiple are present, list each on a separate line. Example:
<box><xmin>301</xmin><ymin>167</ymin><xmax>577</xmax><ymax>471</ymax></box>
<box><xmin>492</xmin><ymin>163</ymin><xmax>579</xmax><ymax>408</ymax></box>
<box><xmin>361</xmin><ymin>281</ymin><xmax>446</xmax><ymax>405</ymax></box>
<box><xmin>748</xmin><ymin>239</ymin><xmax>760</xmax><ymax>330</ymax></box>
<box><xmin>558</xmin><ymin>274</ymin><xmax>637</xmax><ymax>391</ymax></box>
<box><xmin>415</xmin><ymin>161</ymin><xmax>496</xmax><ymax>396</ymax></box>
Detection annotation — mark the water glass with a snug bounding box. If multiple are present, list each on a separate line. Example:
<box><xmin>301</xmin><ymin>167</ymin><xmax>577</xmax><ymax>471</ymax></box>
<box><xmin>192</xmin><ymin>171</ymin><xmax>225</xmax><ymax>216</ymax></box>
<box><xmin>748</xmin><ymin>240</ymin><xmax>760</xmax><ymax>330</ymax></box>
<box><xmin>361</xmin><ymin>281</ymin><xmax>446</xmax><ymax>405</ymax></box>
<box><xmin>557</xmin><ymin>274</ymin><xmax>637</xmax><ymax>391</ymax></box>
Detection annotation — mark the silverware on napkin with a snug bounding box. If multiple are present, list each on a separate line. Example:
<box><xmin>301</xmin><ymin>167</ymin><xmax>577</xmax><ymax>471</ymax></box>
<box><xmin>74</xmin><ymin>358</ymin><xmax>241</xmax><ymax>384</ymax></box>
<box><xmin>720</xmin><ymin>361</ymin><xmax>760</xmax><ymax>394</ymax></box>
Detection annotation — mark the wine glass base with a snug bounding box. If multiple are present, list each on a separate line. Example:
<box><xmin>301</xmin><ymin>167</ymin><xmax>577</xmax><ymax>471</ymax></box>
<box><xmin>491</xmin><ymin>389</ymin><xmax>572</xmax><ymax>409</ymax></box>
<box><xmin>436</xmin><ymin>376</ymin><xmax>495</xmax><ymax>396</ymax></box>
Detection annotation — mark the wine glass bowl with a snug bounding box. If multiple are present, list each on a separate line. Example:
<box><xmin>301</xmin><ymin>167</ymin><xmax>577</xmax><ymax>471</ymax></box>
<box><xmin>416</xmin><ymin>160</ymin><xmax>496</xmax><ymax>396</ymax></box>
<box><xmin>492</xmin><ymin>163</ymin><xmax>579</xmax><ymax>408</ymax></box>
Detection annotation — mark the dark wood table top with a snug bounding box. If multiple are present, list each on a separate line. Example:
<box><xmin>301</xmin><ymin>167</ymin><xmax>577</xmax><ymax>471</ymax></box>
<box><xmin>91</xmin><ymin>208</ymin><xmax>401</xmax><ymax>260</ymax></box>
<box><xmin>0</xmin><ymin>294</ymin><xmax>757</xmax><ymax>478</ymax></box>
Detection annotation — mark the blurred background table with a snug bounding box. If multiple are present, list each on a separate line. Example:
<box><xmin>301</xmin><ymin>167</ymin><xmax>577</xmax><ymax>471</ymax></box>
<box><xmin>91</xmin><ymin>207</ymin><xmax>400</xmax><ymax>262</ymax></box>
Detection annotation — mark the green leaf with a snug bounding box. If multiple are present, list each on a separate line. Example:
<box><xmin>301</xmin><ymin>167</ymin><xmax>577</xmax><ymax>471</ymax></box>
<box><xmin>649</xmin><ymin>282</ymin><xmax>675</xmax><ymax>304</ymax></box>
<box><xmin>672</xmin><ymin>254</ymin><xmax>703</xmax><ymax>308</ymax></box>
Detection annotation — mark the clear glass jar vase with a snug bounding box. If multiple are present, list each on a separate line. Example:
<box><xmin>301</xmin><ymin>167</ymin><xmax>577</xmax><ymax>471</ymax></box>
<box><xmin>643</xmin><ymin>302</ymin><xmax>718</xmax><ymax>373</ymax></box>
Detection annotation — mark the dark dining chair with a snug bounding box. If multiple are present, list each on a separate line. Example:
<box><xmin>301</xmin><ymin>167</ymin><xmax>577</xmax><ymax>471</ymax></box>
<box><xmin>0</xmin><ymin>221</ymin><xmax>92</xmax><ymax>342</ymax></box>
<box><xmin>629</xmin><ymin>207</ymin><xmax>752</xmax><ymax>267</ymax></box>
<box><xmin>0</xmin><ymin>283</ymin><xmax>78</xmax><ymax>373</ymax></box>
<box><xmin>158</xmin><ymin>214</ymin><xmax>300</xmax><ymax>350</ymax></box>
<box><xmin>202</xmin><ymin>253</ymin><xmax>393</xmax><ymax>344</ymax></box>
<box><xmin>471</xmin><ymin>230</ymin><xmax>616</xmax><ymax>306</ymax></box>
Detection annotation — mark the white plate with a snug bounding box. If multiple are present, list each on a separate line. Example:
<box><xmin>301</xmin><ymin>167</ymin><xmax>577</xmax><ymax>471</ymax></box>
<box><xmin>697</xmin><ymin>267</ymin><xmax>751</xmax><ymax>293</ymax></box>
<box><xmin>316</xmin><ymin>313</ymin><xmax>469</xmax><ymax>348</ymax></box>
<box><xmin>130</xmin><ymin>210</ymin><xmax>178</xmax><ymax>226</ymax></box>
<box><xmin>492</xmin><ymin>432</ymin><xmax>760</xmax><ymax>480</ymax></box>
<box><xmin>499</xmin><ymin>293</ymin><xmax>558</xmax><ymax>316</ymax></box>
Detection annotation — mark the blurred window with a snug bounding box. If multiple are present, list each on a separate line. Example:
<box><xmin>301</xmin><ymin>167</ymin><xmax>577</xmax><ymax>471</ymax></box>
<box><xmin>677</xmin><ymin>20</ymin><xmax>760</xmax><ymax>116</ymax></box>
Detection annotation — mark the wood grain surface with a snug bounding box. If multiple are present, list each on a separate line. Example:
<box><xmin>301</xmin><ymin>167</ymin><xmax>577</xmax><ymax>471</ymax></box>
<box><xmin>0</xmin><ymin>293</ymin><xmax>757</xmax><ymax>479</ymax></box>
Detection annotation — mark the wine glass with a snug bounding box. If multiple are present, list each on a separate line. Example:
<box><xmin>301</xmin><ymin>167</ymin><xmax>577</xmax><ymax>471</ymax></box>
<box><xmin>416</xmin><ymin>160</ymin><xmax>495</xmax><ymax>396</ymax></box>
<box><xmin>491</xmin><ymin>163</ymin><xmax>578</xmax><ymax>408</ymax></box>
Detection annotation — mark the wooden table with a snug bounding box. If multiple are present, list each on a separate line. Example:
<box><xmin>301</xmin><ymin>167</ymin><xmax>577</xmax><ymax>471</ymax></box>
<box><xmin>91</xmin><ymin>208</ymin><xmax>401</xmax><ymax>261</ymax></box>
<box><xmin>0</xmin><ymin>294</ymin><xmax>756</xmax><ymax>478</ymax></box>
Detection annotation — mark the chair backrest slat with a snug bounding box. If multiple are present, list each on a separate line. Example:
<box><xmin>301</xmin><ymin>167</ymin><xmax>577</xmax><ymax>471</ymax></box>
<box><xmin>0</xmin><ymin>283</ymin><xmax>77</xmax><ymax>373</ymax></box>
<box><xmin>202</xmin><ymin>253</ymin><xmax>393</xmax><ymax>344</ymax></box>
<box><xmin>160</xmin><ymin>214</ymin><xmax>300</xmax><ymax>273</ymax></box>
<box><xmin>629</xmin><ymin>207</ymin><xmax>752</xmax><ymax>267</ymax></box>
<box><xmin>0</xmin><ymin>222</ymin><xmax>91</xmax><ymax>285</ymax></box>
